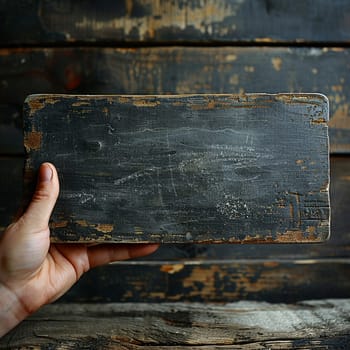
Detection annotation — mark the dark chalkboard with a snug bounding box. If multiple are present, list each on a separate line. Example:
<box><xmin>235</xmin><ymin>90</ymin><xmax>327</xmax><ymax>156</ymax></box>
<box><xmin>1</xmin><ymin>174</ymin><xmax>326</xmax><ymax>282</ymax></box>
<box><xmin>24</xmin><ymin>93</ymin><xmax>330</xmax><ymax>243</ymax></box>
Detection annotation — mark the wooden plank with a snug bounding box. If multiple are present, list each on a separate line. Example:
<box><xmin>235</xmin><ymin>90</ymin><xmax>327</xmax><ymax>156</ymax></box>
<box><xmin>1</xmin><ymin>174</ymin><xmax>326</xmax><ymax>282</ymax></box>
<box><xmin>23</xmin><ymin>93</ymin><xmax>330</xmax><ymax>243</ymax></box>
<box><xmin>0</xmin><ymin>47</ymin><xmax>349</xmax><ymax>154</ymax></box>
<box><xmin>2</xmin><ymin>300</ymin><xmax>350</xmax><ymax>348</ymax></box>
<box><xmin>61</xmin><ymin>260</ymin><xmax>350</xmax><ymax>303</ymax></box>
<box><xmin>0</xmin><ymin>105</ymin><xmax>22</xmax><ymax>154</ymax></box>
<box><xmin>1</xmin><ymin>0</ymin><xmax>350</xmax><ymax>45</ymax></box>
<box><xmin>0</xmin><ymin>157</ymin><xmax>23</xmax><ymax>229</ymax></box>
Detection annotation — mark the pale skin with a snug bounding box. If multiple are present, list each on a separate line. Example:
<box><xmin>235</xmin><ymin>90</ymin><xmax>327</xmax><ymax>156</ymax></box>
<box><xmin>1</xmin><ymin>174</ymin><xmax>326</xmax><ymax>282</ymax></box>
<box><xmin>0</xmin><ymin>163</ymin><xmax>159</xmax><ymax>337</ymax></box>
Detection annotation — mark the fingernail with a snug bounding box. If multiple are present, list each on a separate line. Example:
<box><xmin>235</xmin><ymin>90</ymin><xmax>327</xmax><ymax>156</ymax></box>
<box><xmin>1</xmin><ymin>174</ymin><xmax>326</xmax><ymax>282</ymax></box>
<box><xmin>40</xmin><ymin>164</ymin><xmax>53</xmax><ymax>182</ymax></box>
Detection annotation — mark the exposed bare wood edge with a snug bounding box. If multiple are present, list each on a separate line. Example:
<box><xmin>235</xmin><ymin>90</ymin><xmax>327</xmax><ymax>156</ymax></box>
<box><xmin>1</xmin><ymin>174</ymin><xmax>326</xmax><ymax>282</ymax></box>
<box><xmin>4</xmin><ymin>40</ymin><xmax>350</xmax><ymax>48</ymax></box>
<box><xmin>2</xmin><ymin>300</ymin><xmax>349</xmax><ymax>348</ymax></box>
<box><xmin>49</xmin><ymin>236</ymin><xmax>329</xmax><ymax>244</ymax></box>
<box><xmin>108</xmin><ymin>258</ymin><xmax>350</xmax><ymax>266</ymax></box>
<box><xmin>25</xmin><ymin>92</ymin><xmax>328</xmax><ymax>104</ymax></box>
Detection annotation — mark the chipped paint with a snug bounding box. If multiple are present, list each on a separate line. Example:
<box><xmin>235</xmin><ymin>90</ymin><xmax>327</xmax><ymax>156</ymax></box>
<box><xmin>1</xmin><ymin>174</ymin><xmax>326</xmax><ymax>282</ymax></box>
<box><xmin>331</xmin><ymin>47</ymin><xmax>345</xmax><ymax>52</ymax></box>
<box><xmin>72</xmin><ymin>100</ymin><xmax>91</xmax><ymax>107</ymax></box>
<box><xmin>190</xmin><ymin>100</ymin><xmax>230</xmax><ymax>110</ymax></box>
<box><xmin>76</xmin><ymin>220</ymin><xmax>89</xmax><ymax>227</ymax></box>
<box><xmin>229</xmin><ymin>74</ymin><xmax>239</xmax><ymax>85</ymax></box>
<box><xmin>26</xmin><ymin>95</ymin><xmax>61</xmax><ymax>116</ymax></box>
<box><xmin>263</xmin><ymin>261</ymin><xmax>279</xmax><ymax>268</ymax></box>
<box><xmin>27</xmin><ymin>98</ymin><xmax>45</xmax><ymax>116</ymax></box>
<box><xmin>225</xmin><ymin>54</ymin><xmax>237</xmax><ymax>62</ymax></box>
<box><xmin>160</xmin><ymin>264</ymin><xmax>184</xmax><ymax>274</ymax></box>
<box><xmin>134</xmin><ymin>226</ymin><xmax>144</xmax><ymax>235</ymax></box>
<box><xmin>244</xmin><ymin>66</ymin><xmax>255</xmax><ymax>73</ymax></box>
<box><xmin>75</xmin><ymin>220</ymin><xmax>114</xmax><ymax>233</ymax></box>
<box><xmin>133</xmin><ymin>99</ymin><xmax>160</xmax><ymax>107</ymax></box>
<box><xmin>289</xmin><ymin>202</ymin><xmax>294</xmax><ymax>221</ymax></box>
<box><xmin>254</xmin><ymin>37</ymin><xmax>276</xmax><ymax>43</ymax></box>
<box><xmin>332</xmin><ymin>85</ymin><xmax>343</xmax><ymax>92</ymax></box>
<box><xmin>271</xmin><ymin>57</ymin><xmax>282</xmax><ymax>71</ymax></box>
<box><xmin>311</xmin><ymin>118</ymin><xmax>327</xmax><ymax>125</ymax></box>
<box><xmin>96</xmin><ymin>224</ymin><xmax>114</xmax><ymax>233</ymax></box>
<box><xmin>306</xmin><ymin>226</ymin><xmax>316</xmax><ymax>235</ymax></box>
<box><xmin>24</xmin><ymin>131</ymin><xmax>42</xmax><ymax>151</ymax></box>
<box><xmin>73</xmin><ymin>1</ymin><xmax>244</xmax><ymax>41</ymax></box>
<box><xmin>275</xmin><ymin>230</ymin><xmax>321</xmax><ymax>243</ymax></box>
<box><xmin>50</xmin><ymin>221</ymin><xmax>68</xmax><ymax>229</ymax></box>
<box><xmin>116</xmin><ymin>96</ymin><xmax>130</xmax><ymax>104</ymax></box>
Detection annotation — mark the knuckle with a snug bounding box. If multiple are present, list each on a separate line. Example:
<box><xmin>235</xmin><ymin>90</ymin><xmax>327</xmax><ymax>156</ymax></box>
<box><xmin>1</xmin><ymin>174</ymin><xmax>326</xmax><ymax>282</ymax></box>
<box><xmin>32</xmin><ymin>188</ymin><xmax>51</xmax><ymax>202</ymax></box>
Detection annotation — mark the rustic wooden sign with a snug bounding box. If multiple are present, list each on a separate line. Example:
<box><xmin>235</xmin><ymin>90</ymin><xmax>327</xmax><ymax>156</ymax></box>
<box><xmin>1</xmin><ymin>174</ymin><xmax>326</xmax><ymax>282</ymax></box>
<box><xmin>23</xmin><ymin>94</ymin><xmax>330</xmax><ymax>243</ymax></box>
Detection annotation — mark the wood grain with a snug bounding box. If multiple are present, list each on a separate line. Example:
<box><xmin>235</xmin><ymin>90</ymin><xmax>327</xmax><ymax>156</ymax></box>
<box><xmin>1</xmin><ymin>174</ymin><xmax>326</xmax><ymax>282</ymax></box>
<box><xmin>0</xmin><ymin>47</ymin><xmax>349</xmax><ymax>154</ymax></box>
<box><xmin>23</xmin><ymin>93</ymin><xmax>330</xmax><ymax>243</ymax></box>
<box><xmin>1</xmin><ymin>0</ymin><xmax>350</xmax><ymax>44</ymax></box>
<box><xmin>2</xmin><ymin>300</ymin><xmax>350</xmax><ymax>348</ymax></box>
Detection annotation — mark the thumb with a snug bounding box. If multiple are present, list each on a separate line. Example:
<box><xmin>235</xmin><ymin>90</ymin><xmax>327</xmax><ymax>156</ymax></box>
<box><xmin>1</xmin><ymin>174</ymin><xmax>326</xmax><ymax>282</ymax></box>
<box><xmin>21</xmin><ymin>163</ymin><xmax>59</xmax><ymax>233</ymax></box>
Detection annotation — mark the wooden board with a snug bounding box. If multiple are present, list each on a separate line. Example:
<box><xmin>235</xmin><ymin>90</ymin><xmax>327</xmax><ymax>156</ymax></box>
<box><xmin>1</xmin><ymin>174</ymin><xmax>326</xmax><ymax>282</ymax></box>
<box><xmin>62</xmin><ymin>260</ymin><xmax>350</xmax><ymax>303</ymax></box>
<box><xmin>2</xmin><ymin>300</ymin><xmax>350</xmax><ymax>349</ymax></box>
<box><xmin>24</xmin><ymin>93</ymin><xmax>330</xmax><ymax>243</ymax></box>
<box><xmin>0</xmin><ymin>157</ymin><xmax>23</xmax><ymax>228</ymax></box>
<box><xmin>0</xmin><ymin>47</ymin><xmax>350</xmax><ymax>155</ymax></box>
<box><xmin>1</xmin><ymin>0</ymin><xmax>350</xmax><ymax>45</ymax></box>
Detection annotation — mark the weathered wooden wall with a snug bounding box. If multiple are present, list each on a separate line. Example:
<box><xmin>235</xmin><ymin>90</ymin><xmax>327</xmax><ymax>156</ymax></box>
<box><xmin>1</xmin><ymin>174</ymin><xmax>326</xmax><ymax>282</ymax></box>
<box><xmin>0</xmin><ymin>0</ymin><xmax>349</xmax><ymax>303</ymax></box>
<box><xmin>1</xmin><ymin>47</ymin><xmax>350</xmax><ymax>154</ymax></box>
<box><xmin>1</xmin><ymin>0</ymin><xmax>350</xmax><ymax>44</ymax></box>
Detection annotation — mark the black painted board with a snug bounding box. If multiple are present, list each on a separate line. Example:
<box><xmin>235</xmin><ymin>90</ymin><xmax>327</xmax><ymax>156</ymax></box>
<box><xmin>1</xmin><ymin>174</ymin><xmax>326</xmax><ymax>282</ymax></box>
<box><xmin>0</xmin><ymin>47</ymin><xmax>349</xmax><ymax>155</ymax></box>
<box><xmin>1</xmin><ymin>0</ymin><xmax>350</xmax><ymax>44</ymax></box>
<box><xmin>0</xmin><ymin>156</ymin><xmax>348</xmax><ymax>258</ymax></box>
<box><xmin>23</xmin><ymin>93</ymin><xmax>330</xmax><ymax>243</ymax></box>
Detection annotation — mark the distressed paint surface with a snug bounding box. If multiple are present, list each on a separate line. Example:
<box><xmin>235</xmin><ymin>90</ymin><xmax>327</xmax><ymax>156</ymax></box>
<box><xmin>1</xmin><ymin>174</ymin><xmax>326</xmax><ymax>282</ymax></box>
<box><xmin>24</xmin><ymin>93</ymin><xmax>330</xmax><ymax>243</ymax></box>
<box><xmin>1</xmin><ymin>0</ymin><xmax>350</xmax><ymax>44</ymax></box>
<box><xmin>0</xmin><ymin>47</ymin><xmax>349</xmax><ymax>154</ymax></box>
<box><xmin>0</xmin><ymin>157</ymin><xmax>348</xmax><ymax>258</ymax></box>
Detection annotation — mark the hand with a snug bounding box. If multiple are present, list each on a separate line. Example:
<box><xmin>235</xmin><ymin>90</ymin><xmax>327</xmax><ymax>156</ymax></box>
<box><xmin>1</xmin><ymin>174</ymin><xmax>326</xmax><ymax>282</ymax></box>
<box><xmin>0</xmin><ymin>163</ymin><xmax>158</xmax><ymax>336</ymax></box>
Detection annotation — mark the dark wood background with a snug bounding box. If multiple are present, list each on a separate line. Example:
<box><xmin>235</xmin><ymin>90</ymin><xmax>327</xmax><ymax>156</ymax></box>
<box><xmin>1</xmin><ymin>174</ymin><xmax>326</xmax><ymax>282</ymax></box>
<box><xmin>0</xmin><ymin>0</ymin><xmax>350</xmax><ymax>303</ymax></box>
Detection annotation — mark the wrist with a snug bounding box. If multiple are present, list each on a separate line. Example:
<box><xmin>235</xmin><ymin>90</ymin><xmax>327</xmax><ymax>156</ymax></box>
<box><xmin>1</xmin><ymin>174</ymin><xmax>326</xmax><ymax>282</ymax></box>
<box><xmin>0</xmin><ymin>282</ymin><xmax>29</xmax><ymax>337</ymax></box>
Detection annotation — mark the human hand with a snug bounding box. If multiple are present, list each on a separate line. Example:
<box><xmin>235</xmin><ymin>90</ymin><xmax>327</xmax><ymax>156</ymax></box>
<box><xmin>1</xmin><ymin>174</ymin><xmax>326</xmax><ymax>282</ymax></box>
<box><xmin>0</xmin><ymin>163</ymin><xmax>159</xmax><ymax>336</ymax></box>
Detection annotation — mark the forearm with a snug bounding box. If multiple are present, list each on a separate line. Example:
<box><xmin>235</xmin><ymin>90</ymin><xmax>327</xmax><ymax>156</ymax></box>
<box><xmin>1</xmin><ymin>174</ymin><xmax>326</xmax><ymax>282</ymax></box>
<box><xmin>0</xmin><ymin>283</ymin><xmax>28</xmax><ymax>337</ymax></box>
